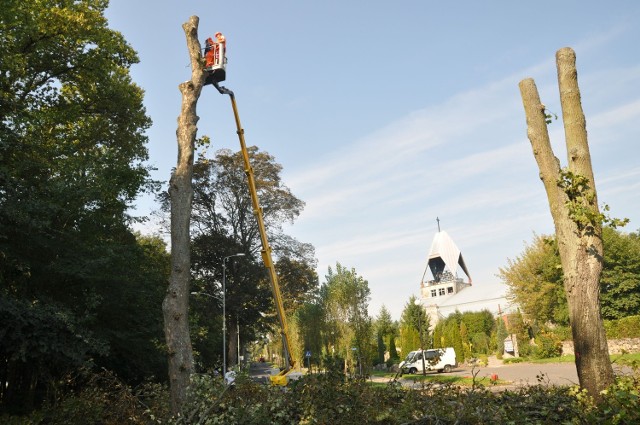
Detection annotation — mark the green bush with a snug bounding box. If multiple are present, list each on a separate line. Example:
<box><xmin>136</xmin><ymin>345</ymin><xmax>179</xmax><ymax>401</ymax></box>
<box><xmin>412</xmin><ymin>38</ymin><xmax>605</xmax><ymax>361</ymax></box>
<box><xmin>3</xmin><ymin>367</ymin><xmax>169</xmax><ymax>425</ymax></box>
<box><xmin>549</xmin><ymin>325</ymin><xmax>572</xmax><ymax>341</ymax></box>
<box><xmin>477</xmin><ymin>353</ymin><xmax>489</xmax><ymax>366</ymax></box>
<box><xmin>7</xmin><ymin>365</ymin><xmax>640</xmax><ymax>424</ymax></box>
<box><xmin>172</xmin><ymin>371</ymin><xmax>583</xmax><ymax>424</ymax></box>
<box><xmin>593</xmin><ymin>373</ymin><xmax>640</xmax><ymax>424</ymax></box>
<box><xmin>176</xmin><ymin>373</ymin><xmax>282</xmax><ymax>425</ymax></box>
<box><xmin>605</xmin><ymin>315</ymin><xmax>640</xmax><ymax>339</ymax></box>
<box><xmin>470</xmin><ymin>332</ymin><xmax>491</xmax><ymax>354</ymax></box>
<box><xmin>533</xmin><ymin>332</ymin><xmax>563</xmax><ymax>359</ymax></box>
<box><xmin>516</xmin><ymin>336</ymin><xmax>534</xmax><ymax>357</ymax></box>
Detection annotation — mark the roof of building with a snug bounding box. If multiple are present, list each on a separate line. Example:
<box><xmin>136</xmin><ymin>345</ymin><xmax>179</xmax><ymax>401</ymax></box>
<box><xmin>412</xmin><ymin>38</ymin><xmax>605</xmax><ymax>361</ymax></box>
<box><xmin>438</xmin><ymin>281</ymin><xmax>507</xmax><ymax>308</ymax></box>
<box><xmin>430</xmin><ymin>281</ymin><xmax>516</xmax><ymax>318</ymax></box>
<box><xmin>426</xmin><ymin>230</ymin><xmax>472</xmax><ymax>282</ymax></box>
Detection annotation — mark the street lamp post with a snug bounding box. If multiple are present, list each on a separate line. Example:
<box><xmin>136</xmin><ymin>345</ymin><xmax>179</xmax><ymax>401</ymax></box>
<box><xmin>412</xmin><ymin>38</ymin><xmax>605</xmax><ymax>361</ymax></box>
<box><xmin>237</xmin><ymin>319</ymin><xmax>240</xmax><ymax>368</ymax></box>
<box><xmin>415</xmin><ymin>299</ymin><xmax>426</xmax><ymax>376</ymax></box>
<box><xmin>222</xmin><ymin>253</ymin><xmax>245</xmax><ymax>382</ymax></box>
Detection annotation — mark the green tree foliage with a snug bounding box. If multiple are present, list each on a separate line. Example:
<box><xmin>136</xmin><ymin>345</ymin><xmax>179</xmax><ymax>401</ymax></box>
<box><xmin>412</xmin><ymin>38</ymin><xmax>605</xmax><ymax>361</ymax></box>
<box><xmin>0</xmin><ymin>297</ymin><xmax>98</xmax><ymax>413</ymax></box>
<box><xmin>460</xmin><ymin>310</ymin><xmax>495</xmax><ymax>354</ymax></box>
<box><xmin>376</xmin><ymin>333</ymin><xmax>385</xmax><ymax>365</ymax></box>
<box><xmin>321</xmin><ymin>263</ymin><xmax>372</xmax><ymax>374</ymax></box>
<box><xmin>374</xmin><ymin>305</ymin><xmax>395</xmax><ymax>363</ymax></box>
<box><xmin>275</xmin><ymin>259</ymin><xmax>320</xmax><ymax>367</ymax></box>
<box><xmin>496</xmin><ymin>315</ymin><xmax>509</xmax><ymax>357</ymax></box>
<box><xmin>0</xmin><ymin>0</ymin><xmax>160</xmax><ymax>413</ymax></box>
<box><xmin>459</xmin><ymin>322</ymin><xmax>471</xmax><ymax>360</ymax></box>
<box><xmin>399</xmin><ymin>296</ymin><xmax>430</xmax><ymax>353</ymax></box>
<box><xmin>460</xmin><ymin>310</ymin><xmax>495</xmax><ymax>337</ymax></box>
<box><xmin>601</xmin><ymin>227</ymin><xmax>640</xmax><ymax>319</ymax></box>
<box><xmin>533</xmin><ymin>330</ymin><xmax>562</xmax><ymax>359</ymax></box>
<box><xmin>432</xmin><ymin>321</ymin><xmax>443</xmax><ymax>350</ymax></box>
<box><xmin>499</xmin><ymin>235</ymin><xmax>567</xmax><ymax>325</ymax></box>
<box><xmin>432</xmin><ymin>311</ymin><xmax>496</xmax><ymax>360</ymax></box>
<box><xmin>507</xmin><ymin>310</ymin><xmax>533</xmax><ymax>357</ymax></box>
<box><xmin>10</xmin><ymin>367</ymin><xmax>640</xmax><ymax>424</ymax></box>
<box><xmin>91</xmin><ymin>234</ymin><xmax>169</xmax><ymax>383</ymax></box>
<box><xmin>277</xmin><ymin>257</ymin><xmax>319</xmax><ymax>315</ymax></box>
<box><xmin>388</xmin><ymin>333</ymin><xmax>399</xmax><ymax>363</ymax></box>
<box><xmin>291</xmin><ymin>300</ymin><xmax>324</xmax><ymax>368</ymax></box>
<box><xmin>188</xmin><ymin>147</ymin><xmax>305</xmax><ymax>250</ymax></box>
<box><xmin>181</xmin><ymin>147</ymin><xmax>316</xmax><ymax>368</ymax></box>
<box><xmin>0</xmin><ymin>0</ymin><xmax>154</xmax><ymax>273</ymax></box>
<box><xmin>399</xmin><ymin>323</ymin><xmax>419</xmax><ymax>359</ymax></box>
<box><xmin>445</xmin><ymin>319</ymin><xmax>465</xmax><ymax>361</ymax></box>
<box><xmin>500</xmin><ymin>228</ymin><xmax>640</xmax><ymax>324</ymax></box>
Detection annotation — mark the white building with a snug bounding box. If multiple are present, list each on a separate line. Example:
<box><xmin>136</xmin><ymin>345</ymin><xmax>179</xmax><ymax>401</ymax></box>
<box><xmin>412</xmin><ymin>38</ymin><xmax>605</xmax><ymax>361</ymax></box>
<box><xmin>418</xmin><ymin>229</ymin><xmax>515</xmax><ymax>324</ymax></box>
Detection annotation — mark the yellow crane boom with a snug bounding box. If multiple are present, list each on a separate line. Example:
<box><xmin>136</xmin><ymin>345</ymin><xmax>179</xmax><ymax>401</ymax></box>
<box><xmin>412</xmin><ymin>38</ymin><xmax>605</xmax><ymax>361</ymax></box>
<box><xmin>213</xmin><ymin>82</ymin><xmax>294</xmax><ymax>385</ymax></box>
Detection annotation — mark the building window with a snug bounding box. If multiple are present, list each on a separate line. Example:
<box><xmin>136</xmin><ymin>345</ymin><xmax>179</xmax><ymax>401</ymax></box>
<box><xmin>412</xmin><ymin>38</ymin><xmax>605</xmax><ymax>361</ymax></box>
<box><xmin>431</xmin><ymin>290</ymin><xmax>437</xmax><ymax>297</ymax></box>
<box><xmin>447</xmin><ymin>287</ymin><xmax>454</xmax><ymax>294</ymax></box>
<box><xmin>438</xmin><ymin>288</ymin><xmax>446</xmax><ymax>296</ymax></box>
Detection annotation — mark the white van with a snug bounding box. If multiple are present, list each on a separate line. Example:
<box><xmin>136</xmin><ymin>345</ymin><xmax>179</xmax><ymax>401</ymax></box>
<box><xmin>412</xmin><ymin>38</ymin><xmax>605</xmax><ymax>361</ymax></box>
<box><xmin>399</xmin><ymin>347</ymin><xmax>457</xmax><ymax>374</ymax></box>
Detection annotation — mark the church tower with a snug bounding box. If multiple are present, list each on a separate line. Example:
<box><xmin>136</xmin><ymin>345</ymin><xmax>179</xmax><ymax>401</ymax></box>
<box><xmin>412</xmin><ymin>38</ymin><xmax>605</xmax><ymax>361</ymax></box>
<box><xmin>418</xmin><ymin>220</ymin><xmax>472</xmax><ymax>324</ymax></box>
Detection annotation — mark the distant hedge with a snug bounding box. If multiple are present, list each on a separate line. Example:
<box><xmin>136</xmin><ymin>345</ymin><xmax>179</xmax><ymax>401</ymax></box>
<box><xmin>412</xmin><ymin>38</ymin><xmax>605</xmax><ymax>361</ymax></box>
<box><xmin>551</xmin><ymin>316</ymin><xmax>640</xmax><ymax>341</ymax></box>
<box><xmin>604</xmin><ymin>315</ymin><xmax>640</xmax><ymax>339</ymax></box>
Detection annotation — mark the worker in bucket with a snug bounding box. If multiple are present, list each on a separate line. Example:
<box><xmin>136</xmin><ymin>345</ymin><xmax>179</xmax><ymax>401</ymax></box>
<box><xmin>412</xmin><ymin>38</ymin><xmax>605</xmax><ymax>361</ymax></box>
<box><xmin>204</xmin><ymin>32</ymin><xmax>226</xmax><ymax>84</ymax></box>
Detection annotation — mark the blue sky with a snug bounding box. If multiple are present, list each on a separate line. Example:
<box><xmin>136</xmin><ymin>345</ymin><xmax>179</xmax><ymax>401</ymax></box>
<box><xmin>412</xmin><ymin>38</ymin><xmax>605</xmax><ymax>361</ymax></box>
<box><xmin>106</xmin><ymin>1</ymin><xmax>640</xmax><ymax>320</ymax></box>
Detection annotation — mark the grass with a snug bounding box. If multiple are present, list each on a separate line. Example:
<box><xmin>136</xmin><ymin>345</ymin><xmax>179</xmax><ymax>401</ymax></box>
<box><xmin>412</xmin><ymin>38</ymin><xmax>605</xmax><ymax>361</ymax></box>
<box><xmin>611</xmin><ymin>352</ymin><xmax>640</xmax><ymax>366</ymax></box>
<box><xmin>369</xmin><ymin>370</ymin><xmax>508</xmax><ymax>387</ymax></box>
<box><xmin>526</xmin><ymin>356</ymin><xmax>575</xmax><ymax>364</ymax></box>
<box><xmin>370</xmin><ymin>370</ymin><xmax>398</xmax><ymax>378</ymax></box>
<box><xmin>523</xmin><ymin>352</ymin><xmax>640</xmax><ymax>366</ymax></box>
<box><xmin>404</xmin><ymin>374</ymin><xmax>507</xmax><ymax>386</ymax></box>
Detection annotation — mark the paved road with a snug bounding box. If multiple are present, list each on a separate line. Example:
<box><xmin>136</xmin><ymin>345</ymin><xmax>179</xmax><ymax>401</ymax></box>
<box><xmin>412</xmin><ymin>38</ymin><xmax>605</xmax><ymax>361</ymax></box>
<box><xmin>396</xmin><ymin>361</ymin><xmax>633</xmax><ymax>388</ymax></box>
<box><xmin>249</xmin><ymin>361</ymin><xmax>276</xmax><ymax>383</ymax></box>
<box><xmin>449</xmin><ymin>362</ymin><xmax>579</xmax><ymax>387</ymax></box>
<box><xmin>250</xmin><ymin>361</ymin><xmax>580</xmax><ymax>386</ymax></box>
<box><xmin>250</xmin><ymin>361</ymin><xmax>632</xmax><ymax>388</ymax></box>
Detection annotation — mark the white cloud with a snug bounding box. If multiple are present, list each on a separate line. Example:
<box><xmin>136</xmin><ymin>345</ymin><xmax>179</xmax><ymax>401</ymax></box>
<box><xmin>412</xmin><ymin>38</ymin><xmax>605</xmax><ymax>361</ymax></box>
<box><xmin>285</xmin><ymin>40</ymin><xmax>640</xmax><ymax>319</ymax></box>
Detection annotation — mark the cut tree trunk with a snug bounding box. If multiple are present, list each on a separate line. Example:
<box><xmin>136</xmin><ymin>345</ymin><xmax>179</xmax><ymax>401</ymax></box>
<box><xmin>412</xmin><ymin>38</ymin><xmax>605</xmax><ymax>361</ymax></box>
<box><xmin>519</xmin><ymin>47</ymin><xmax>614</xmax><ymax>400</ymax></box>
<box><xmin>162</xmin><ymin>15</ymin><xmax>207</xmax><ymax>415</ymax></box>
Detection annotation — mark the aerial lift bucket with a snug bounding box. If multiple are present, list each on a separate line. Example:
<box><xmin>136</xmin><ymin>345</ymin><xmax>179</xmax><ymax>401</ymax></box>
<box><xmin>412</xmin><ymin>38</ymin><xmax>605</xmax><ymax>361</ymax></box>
<box><xmin>204</xmin><ymin>32</ymin><xmax>226</xmax><ymax>84</ymax></box>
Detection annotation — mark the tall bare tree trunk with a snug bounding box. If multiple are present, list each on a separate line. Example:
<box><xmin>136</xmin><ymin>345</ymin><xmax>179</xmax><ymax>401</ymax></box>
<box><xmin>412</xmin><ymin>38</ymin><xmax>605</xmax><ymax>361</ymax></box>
<box><xmin>163</xmin><ymin>15</ymin><xmax>207</xmax><ymax>415</ymax></box>
<box><xmin>519</xmin><ymin>47</ymin><xmax>614</xmax><ymax>400</ymax></box>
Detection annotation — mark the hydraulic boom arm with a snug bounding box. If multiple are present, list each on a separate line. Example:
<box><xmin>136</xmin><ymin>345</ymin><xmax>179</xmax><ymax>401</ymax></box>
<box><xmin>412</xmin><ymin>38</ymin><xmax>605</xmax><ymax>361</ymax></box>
<box><xmin>213</xmin><ymin>82</ymin><xmax>295</xmax><ymax>380</ymax></box>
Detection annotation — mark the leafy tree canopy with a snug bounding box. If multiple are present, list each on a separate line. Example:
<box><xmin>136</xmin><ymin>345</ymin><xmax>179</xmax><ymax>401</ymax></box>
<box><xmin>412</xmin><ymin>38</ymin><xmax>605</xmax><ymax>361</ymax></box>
<box><xmin>601</xmin><ymin>227</ymin><xmax>640</xmax><ymax>319</ymax></box>
<box><xmin>1</xmin><ymin>0</ymin><xmax>155</xmax><ymax>291</ymax></box>
<box><xmin>499</xmin><ymin>235</ymin><xmax>567</xmax><ymax>325</ymax></box>
<box><xmin>321</xmin><ymin>263</ymin><xmax>372</xmax><ymax>366</ymax></box>
<box><xmin>375</xmin><ymin>305</ymin><xmax>395</xmax><ymax>337</ymax></box>
<box><xmin>0</xmin><ymin>0</ymin><xmax>160</xmax><ymax>412</ymax></box>
<box><xmin>400</xmin><ymin>295</ymin><xmax>430</xmax><ymax>347</ymax></box>
<box><xmin>182</xmin><ymin>146</ymin><xmax>316</xmax><ymax>367</ymax></box>
<box><xmin>500</xmin><ymin>228</ymin><xmax>640</xmax><ymax>324</ymax></box>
